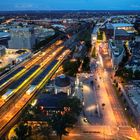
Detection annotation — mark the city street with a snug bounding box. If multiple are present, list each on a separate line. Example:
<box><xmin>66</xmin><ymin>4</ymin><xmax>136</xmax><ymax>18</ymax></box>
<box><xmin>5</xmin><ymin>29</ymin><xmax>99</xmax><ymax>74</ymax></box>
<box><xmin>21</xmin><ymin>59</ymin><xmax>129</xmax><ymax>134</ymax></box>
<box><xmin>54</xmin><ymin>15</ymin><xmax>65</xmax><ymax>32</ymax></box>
<box><xmin>69</xmin><ymin>41</ymin><xmax>139</xmax><ymax>140</ymax></box>
<box><xmin>99</xmin><ymin>42</ymin><xmax>129</xmax><ymax>126</ymax></box>
<box><xmin>72</xmin><ymin>73</ymin><xmax>118</xmax><ymax>139</ymax></box>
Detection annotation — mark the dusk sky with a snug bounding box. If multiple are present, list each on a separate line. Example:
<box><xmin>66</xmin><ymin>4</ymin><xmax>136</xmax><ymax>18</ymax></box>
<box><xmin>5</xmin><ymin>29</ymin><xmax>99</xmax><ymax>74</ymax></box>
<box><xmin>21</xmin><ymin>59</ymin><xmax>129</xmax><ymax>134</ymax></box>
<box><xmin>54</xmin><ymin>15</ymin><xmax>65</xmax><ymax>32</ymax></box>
<box><xmin>0</xmin><ymin>0</ymin><xmax>140</xmax><ymax>11</ymax></box>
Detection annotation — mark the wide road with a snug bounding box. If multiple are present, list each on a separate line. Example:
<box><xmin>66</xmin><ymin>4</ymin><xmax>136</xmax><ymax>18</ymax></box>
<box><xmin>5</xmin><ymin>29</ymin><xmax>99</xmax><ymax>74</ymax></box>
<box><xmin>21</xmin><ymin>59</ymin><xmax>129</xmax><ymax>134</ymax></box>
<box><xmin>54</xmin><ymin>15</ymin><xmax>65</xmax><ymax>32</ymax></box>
<box><xmin>99</xmin><ymin>42</ymin><xmax>128</xmax><ymax>126</ymax></box>
<box><xmin>96</xmin><ymin>42</ymin><xmax>139</xmax><ymax>139</ymax></box>
<box><xmin>69</xmin><ymin>40</ymin><xmax>139</xmax><ymax>140</ymax></box>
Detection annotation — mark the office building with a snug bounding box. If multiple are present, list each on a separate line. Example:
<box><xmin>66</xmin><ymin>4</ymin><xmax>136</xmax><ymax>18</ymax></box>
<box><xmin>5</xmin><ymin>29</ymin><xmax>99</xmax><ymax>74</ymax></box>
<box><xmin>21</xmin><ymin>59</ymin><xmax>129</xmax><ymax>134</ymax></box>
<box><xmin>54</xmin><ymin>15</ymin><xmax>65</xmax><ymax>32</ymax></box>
<box><xmin>108</xmin><ymin>39</ymin><xmax>125</xmax><ymax>68</ymax></box>
<box><xmin>8</xmin><ymin>28</ymin><xmax>36</xmax><ymax>50</ymax></box>
<box><xmin>0</xmin><ymin>45</ymin><xmax>6</xmax><ymax>57</ymax></box>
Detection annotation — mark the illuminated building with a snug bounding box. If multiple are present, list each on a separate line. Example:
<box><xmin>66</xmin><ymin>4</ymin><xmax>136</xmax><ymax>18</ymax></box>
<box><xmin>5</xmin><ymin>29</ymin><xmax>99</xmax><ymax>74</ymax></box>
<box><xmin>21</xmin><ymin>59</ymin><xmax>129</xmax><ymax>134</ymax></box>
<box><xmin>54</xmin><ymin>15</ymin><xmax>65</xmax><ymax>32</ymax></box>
<box><xmin>8</xmin><ymin>28</ymin><xmax>36</xmax><ymax>50</ymax></box>
<box><xmin>54</xmin><ymin>74</ymin><xmax>71</xmax><ymax>96</ymax></box>
<box><xmin>108</xmin><ymin>39</ymin><xmax>125</xmax><ymax>68</ymax></box>
<box><xmin>0</xmin><ymin>45</ymin><xmax>6</xmax><ymax>57</ymax></box>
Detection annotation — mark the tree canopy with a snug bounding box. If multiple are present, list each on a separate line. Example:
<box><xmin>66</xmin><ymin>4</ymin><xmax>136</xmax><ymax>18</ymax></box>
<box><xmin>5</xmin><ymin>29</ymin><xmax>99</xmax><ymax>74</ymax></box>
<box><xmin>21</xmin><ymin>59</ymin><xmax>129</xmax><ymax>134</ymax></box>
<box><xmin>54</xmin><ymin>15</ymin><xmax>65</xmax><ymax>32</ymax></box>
<box><xmin>49</xmin><ymin>97</ymin><xmax>82</xmax><ymax>140</ymax></box>
<box><xmin>14</xmin><ymin>122</ymin><xmax>31</xmax><ymax>140</ymax></box>
<box><xmin>63</xmin><ymin>59</ymin><xmax>80</xmax><ymax>77</ymax></box>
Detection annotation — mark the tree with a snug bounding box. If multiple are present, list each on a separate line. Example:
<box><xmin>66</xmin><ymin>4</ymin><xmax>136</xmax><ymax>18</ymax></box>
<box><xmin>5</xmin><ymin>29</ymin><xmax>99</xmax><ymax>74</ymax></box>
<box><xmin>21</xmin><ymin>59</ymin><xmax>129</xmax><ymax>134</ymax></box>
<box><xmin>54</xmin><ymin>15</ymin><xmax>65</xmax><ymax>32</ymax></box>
<box><xmin>18</xmin><ymin>98</ymin><xmax>82</xmax><ymax>140</ymax></box>
<box><xmin>63</xmin><ymin>59</ymin><xmax>80</xmax><ymax>77</ymax></box>
<box><xmin>60</xmin><ymin>97</ymin><xmax>82</xmax><ymax>116</ymax></box>
<box><xmin>48</xmin><ymin>97</ymin><xmax>82</xmax><ymax>140</ymax></box>
<box><xmin>134</xmin><ymin>70</ymin><xmax>140</xmax><ymax>79</ymax></box>
<box><xmin>118</xmin><ymin>43</ymin><xmax>130</xmax><ymax>68</ymax></box>
<box><xmin>50</xmin><ymin>112</ymin><xmax>77</xmax><ymax>140</ymax></box>
<box><xmin>78</xmin><ymin>28</ymin><xmax>92</xmax><ymax>51</ymax></box>
<box><xmin>18</xmin><ymin>23</ymin><xmax>24</xmax><ymax>27</ymax></box>
<box><xmin>14</xmin><ymin>122</ymin><xmax>30</xmax><ymax>140</ymax></box>
<box><xmin>21</xmin><ymin>105</ymin><xmax>33</xmax><ymax>121</ymax></box>
<box><xmin>38</xmin><ymin>124</ymin><xmax>52</xmax><ymax>140</ymax></box>
<box><xmin>115</xmin><ymin>67</ymin><xmax>133</xmax><ymax>80</ymax></box>
<box><xmin>21</xmin><ymin>104</ymin><xmax>43</xmax><ymax>121</ymax></box>
<box><xmin>51</xmin><ymin>113</ymin><xmax>68</xmax><ymax>140</ymax></box>
<box><xmin>82</xmin><ymin>57</ymin><xmax>90</xmax><ymax>72</ymax></box>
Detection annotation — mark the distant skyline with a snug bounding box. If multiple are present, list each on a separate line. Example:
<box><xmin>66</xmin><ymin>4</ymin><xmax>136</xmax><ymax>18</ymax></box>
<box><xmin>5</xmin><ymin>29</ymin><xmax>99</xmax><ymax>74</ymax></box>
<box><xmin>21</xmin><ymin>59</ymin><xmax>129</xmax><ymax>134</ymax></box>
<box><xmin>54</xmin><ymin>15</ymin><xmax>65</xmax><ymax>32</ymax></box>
<box><xmin>0</xmin><ymin>0</ymin><xmax>140</xmax><ymax>11</ymax></box>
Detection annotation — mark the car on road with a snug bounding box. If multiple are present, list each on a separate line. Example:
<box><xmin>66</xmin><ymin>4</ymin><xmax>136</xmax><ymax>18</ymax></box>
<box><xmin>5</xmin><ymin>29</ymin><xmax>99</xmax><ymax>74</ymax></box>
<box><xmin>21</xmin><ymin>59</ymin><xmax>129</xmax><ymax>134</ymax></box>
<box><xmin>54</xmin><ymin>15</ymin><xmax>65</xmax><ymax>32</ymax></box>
<box><xmin>102</xmin><ymin>103</ymin><xmax>105</xmax><ymax>107</ymax></box>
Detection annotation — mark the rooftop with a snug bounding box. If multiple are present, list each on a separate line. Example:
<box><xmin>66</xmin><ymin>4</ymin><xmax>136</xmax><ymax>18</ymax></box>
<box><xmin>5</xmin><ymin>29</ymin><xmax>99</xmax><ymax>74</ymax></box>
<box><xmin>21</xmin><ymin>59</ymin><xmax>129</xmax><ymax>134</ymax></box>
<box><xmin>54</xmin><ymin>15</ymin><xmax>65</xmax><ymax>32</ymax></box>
<box><xmin>112</xmin><ymin>23</ymin><xmax>133</xmax><ymax>28</ymax></box>
<box><xmin>10</xmin><ymin>27</ymin><xmax>33</xmax><ymax>32</ymax></box>
<box><xmin>52</xmin><ymin>24</ymin><xmax>66</xmax><ymax>29</ymax></box>
<box><xmin>109</xmin><ymin>39</ymin><xmax>124</xmax><ymax>57</ymax></box>
<box><xmin>106</xmin><ymin>23</ymin><xmax>114</xmax><ymax>29</ymax></box>
<box><xmin>0</xmin><ymin>32</ymin><xmax>10</xmax><ymax>38</ymax></box>
<box><xmin>55</xmin><ymin>74</ymin><xmax>71</xmax><ymax>87</ymax></box>
<box><xmin>125</xmin><ymin>81</ymin><xmax>140</xmax><ymax>115</ymax></box>
<box><xmin>37</xmin><ymin>92</ymin><xmax>68</xmax><ymax>109</ymax></box>
<box><xmin>115</xmin><ymin>29</ymin><xmax>129</xmax><ymax>36</ymax></box>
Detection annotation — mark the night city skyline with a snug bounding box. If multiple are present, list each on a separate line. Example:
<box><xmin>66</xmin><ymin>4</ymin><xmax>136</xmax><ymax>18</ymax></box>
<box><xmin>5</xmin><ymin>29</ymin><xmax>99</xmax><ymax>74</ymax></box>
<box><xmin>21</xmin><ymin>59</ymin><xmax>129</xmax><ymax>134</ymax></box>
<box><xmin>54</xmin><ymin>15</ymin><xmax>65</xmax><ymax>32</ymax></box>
<box><xmin>0</xmin><ymin>0</ymin><xmax>140</xmax><ymax>139</ymax></box>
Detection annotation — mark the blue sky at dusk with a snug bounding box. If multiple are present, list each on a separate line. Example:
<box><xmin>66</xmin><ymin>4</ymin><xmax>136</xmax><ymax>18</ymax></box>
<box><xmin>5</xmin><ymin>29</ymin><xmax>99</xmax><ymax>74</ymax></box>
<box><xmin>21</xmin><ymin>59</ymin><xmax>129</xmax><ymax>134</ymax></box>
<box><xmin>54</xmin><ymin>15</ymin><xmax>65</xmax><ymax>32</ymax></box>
<box><xmin>0</xmin><ymin>0</ymin><xmax>140</xmax><ymax>11</ymax></box>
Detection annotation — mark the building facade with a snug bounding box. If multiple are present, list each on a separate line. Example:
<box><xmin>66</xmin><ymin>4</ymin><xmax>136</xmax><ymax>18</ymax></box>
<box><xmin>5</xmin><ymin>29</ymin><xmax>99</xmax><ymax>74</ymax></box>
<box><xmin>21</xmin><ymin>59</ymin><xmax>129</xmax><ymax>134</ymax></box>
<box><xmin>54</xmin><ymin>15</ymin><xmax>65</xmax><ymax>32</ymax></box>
<box><xmin>0</xmin><ymin>45</ymin><xmax>6</xmax><ymax>57</ymax></box>
<box><xmin>54</xmin><ymin>74</ymin><xmax>71</xmax><ymax>96</ymax></box>
<box><xmin>0</xmin><ymin>32</ymin><xmax>10</xmax><ymax>47</ymax></box>
<box><xmin>8</xmin><ymin>28</ymin><xmax>36</xmax><ymax>50</ymax></box>
<box><xmin>108</xmin><ymin>39</ymin><xmax>125</xmax><ymax>68</ymax></box>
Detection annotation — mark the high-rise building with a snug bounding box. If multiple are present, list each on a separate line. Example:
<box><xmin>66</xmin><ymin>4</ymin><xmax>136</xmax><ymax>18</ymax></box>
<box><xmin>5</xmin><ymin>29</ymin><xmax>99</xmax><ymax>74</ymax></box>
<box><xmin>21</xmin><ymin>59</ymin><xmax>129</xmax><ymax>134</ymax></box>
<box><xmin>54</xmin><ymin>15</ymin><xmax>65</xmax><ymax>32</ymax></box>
<box><xmin>108</xmin><ymin>39</ymin><xmax>125</xmax><ymax>68</ymax></box>
<box><xmin>0</xmin><ymin>45</ymin><xmax>6</xmax><ymax>57</ymax></box>
<box><xmin>8</xmin><ymin>28</ymin><xmax>36</xmax><ymax>50</ymax></box>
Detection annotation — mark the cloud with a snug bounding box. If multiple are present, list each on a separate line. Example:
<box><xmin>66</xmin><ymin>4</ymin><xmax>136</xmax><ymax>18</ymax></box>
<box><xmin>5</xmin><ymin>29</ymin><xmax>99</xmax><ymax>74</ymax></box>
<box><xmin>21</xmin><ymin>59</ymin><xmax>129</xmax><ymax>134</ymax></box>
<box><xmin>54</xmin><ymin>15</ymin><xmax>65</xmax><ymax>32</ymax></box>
<box><xmin>15</xmin><ymin>3</ymin><xmax>33</xmax><ymax>9</ymax></box>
